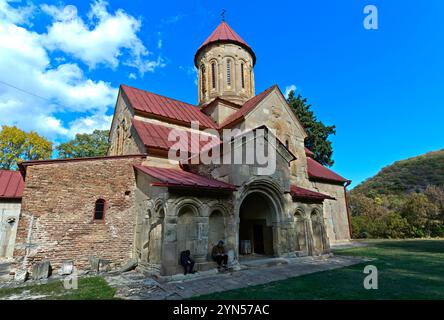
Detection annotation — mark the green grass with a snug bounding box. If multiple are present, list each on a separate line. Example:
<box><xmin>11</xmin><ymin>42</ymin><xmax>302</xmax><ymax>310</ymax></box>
<box><xmin>194</xmin><ymin>239</ymin><xmax>444</xmax><ymax>300</ymax></box>
<box><xmin>0</xmin><ymin>276</ymin><xmax>116</xmax><ymax>300</ymax></box>
<box><xmin>1</xmin><ymin>240</ymin><xmax>443</xmax><ymax>300</ymax></box>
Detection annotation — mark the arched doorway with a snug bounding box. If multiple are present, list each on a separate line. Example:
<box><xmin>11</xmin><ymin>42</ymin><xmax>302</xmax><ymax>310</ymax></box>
<box><xmin>238</xmin><ymin>192</ymin><xmax>275</xmax><ymax>256</ymax></box>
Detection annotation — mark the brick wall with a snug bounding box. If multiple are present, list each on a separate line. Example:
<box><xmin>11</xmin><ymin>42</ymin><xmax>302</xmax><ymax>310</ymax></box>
<box><xmin>14</xmin><ymin>155</ymin><xmax>145</xmax><ymax>272</ymax></box>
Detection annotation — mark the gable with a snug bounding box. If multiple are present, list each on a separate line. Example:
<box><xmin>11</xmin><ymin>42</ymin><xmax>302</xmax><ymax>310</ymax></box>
<box><xmin>244</xmin><ymin>87</ymin><xmax>308</xmax><ymax>141</ymax></box>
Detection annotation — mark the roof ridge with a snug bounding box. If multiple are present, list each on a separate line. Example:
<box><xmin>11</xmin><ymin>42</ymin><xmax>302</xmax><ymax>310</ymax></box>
<box><xmin>121</xmin><ymin>84</ymin><xmax>197</xmax><ymax>108</ymax></box>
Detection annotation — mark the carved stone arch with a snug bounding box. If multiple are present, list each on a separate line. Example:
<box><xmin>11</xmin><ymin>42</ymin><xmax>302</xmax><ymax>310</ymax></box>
<box><xmin>310</xmin><ymin>206</ymin><xmax>324</xmax><ymax>222</ymax></box>
<box><xmin>153</xmin><ymin>198</ymin><xmax>165</xmax><ymax>217</ymax></box>
<box><xmin>206</xmin><ymin>202</ymin><xmax>230</xmax><ymax>217</ymax></box>
<box><xmin>235</xmin><ymin>176</ymin><xmax>285</xmax><ymax>224</ymax></box>
<box><xmin>173</xmin><ymin>197</ymin><xmax>203</xmax><ymax>217</ymax></box>
<box><xmin>294</xmin><ymin>207</ymin><xmax>306</xmax><ymax>220</ymax></box>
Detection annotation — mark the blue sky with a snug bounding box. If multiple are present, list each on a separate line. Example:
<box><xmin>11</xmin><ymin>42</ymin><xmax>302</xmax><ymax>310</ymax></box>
<box><xmin>0</xmin><ymin>0</ymin><xmax>443</xmax><ymax>187</ymax></box>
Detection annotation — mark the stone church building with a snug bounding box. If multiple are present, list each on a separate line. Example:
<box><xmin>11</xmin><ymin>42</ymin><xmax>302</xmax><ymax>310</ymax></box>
<box><xmin>10</xmin><ymin>22</ymin><xmax>352</xmax><ymax>276</ymax></box>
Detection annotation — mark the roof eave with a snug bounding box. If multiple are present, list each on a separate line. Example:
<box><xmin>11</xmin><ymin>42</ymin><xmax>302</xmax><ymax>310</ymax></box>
<box><xmin>194</xmin><ymin>40</ymin><xmax>256</xmax><ymax>68</ymax></box>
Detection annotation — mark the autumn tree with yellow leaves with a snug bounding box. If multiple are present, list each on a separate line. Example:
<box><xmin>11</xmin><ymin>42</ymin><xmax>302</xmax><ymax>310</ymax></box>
<box><xmin>0</xmin><ymin>125</ymin><xmax>52</xmax><ymax>170</ymax></box>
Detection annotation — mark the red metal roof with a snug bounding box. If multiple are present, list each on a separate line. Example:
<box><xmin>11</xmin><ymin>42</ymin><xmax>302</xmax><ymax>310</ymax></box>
<box><xmin>305</xmin><ymin>147</ymin><xmax>314</xmax><ymax>157</ymax></box>
<box><xmin>195</xmin><ymin>21</ymin><xmax>256</xmax><ymax>66</ymax></box>
<box><xmin>220</xmin><ymin>85</ymin><xmax>277</xmax><ymax>128</ymax></box>
<box><xmin>0</xmin><ymin>170</ymin><xmax>24</xmax><ymax>199</ymax></box>
<box><xmin>132</xmin><ymin>119</ymin><xmax>220</xmax><ymax>154</ymax></box>
<box><xmin>121</xmin><ymin>85</ymin><xmax>217</xmax><ymax>129</ymax></box>
<box><xmin>134</xmin><ymin>165</ymin><xmax>236</xmax><ymax>192</ymax></box>
<box><xmin>307</xmin><ymin>157</ymin><xmax>350</xmax><ymax>184</ymax></box>
<box><xmin>290</xmin><ymin>185</ymin><xmax>335</xmax><ymax>201</ymax></box>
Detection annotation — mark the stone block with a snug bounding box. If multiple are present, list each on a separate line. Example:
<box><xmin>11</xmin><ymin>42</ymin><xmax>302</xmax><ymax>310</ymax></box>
<box><xmin>58</xmin><ymin>260</ymin><xmax>74</xmax><ymax>275</ymax></box>
<box><xmin>99</xmin><ymin>259</ymin><xmax>112</xmax><ymax>272</ymax></box>
<box><xmin>14</xmin><ymin>269</ymin><xmax>29</xmax><ymax>282</ymax></box>
<box><xmin>31</xmin><ymin>260</ymin><xmax>51</xmax><ymax>280</ymax></box>
<box><xmin>89</xmin><ymin>256</ymin><xmax>100</xmax><ymax>273</ymax></box>
<box><xmin>119</xmin><ymin>258</ymin><xmax>138</xmax><ymax>273</ymax></box>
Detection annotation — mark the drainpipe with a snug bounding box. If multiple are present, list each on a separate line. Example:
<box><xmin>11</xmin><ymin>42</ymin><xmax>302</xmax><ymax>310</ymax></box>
<box><xmin>343</xmin><ymin>180</ymin><xmax>353</xmax><ymax>239</ymax></box>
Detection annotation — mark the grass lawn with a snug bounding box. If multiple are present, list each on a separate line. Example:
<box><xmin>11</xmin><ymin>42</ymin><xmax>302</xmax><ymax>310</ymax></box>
<box><xmin>0</xmin><ymin>276</ymin><xmax>116</xmax><ymax>300</ymax></box>
<box><xmin>195</xmin><ymin>239</ymin><xmax>444</xmax><ymax>300</ymax></box>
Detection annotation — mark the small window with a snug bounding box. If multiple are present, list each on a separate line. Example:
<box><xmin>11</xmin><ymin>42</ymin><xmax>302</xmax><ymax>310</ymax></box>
<box><xmin>227</xmin><ymin>60</ymin><xmax>231</xmax><ymax>86</ymax></box>
<box><xmin>285</xmin><ymin>140</ymin><xmax>290</xmax><ymax>149</ymax></box>
<box><xmin>94</xmin><ymin>199</ymin><xmax>106</xmax><ymax>220</ymax></box>
<box><xmin>241</xmin><ymin>63</ymin><xmax>245</xmax><ymax>89</ymax></box>
<box><xmin>211</xmin><ymin>62</ymin><xmax>216</xmax><ymax>89</ymax></box>
<box><xmin>201</xmin><ymin>64</ymin><xmax>206</xmax><ymax>96</ymax></box>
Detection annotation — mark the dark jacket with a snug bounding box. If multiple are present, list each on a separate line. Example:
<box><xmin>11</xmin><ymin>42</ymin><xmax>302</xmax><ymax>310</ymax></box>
<box><xmin>180</xmin><ymin>251</ymin><xmax>192</xmax><ymax>266</ymax></box>
<box><xmin>211</xmin><ymin>245</ymin><xmax>226</xmax><ymax>258</ymax></box>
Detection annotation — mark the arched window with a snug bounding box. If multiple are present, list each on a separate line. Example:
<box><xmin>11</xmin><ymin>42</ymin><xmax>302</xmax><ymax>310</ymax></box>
<box><xmin>211</xmin><ymin>62</ymin><xmax>216</xmax><ymax>89</ymax></box>
<box><xmin>285</xmin><ymin>140</ymin><xmax>290</xmax><ymax>149</ymax></box>
<box><xmin>94</xmin><ymin>199</ymin><xmax>106</xmax><ymax>220</ymax></box>
<box><xmin>226</xmin><ymin>60</ymin><xmax>231</xmax><ymax>86</ymax></box>
<box><xmin>201</xmin><ymin>65</ymin><xmax>206</xmax><ymax>96</ymax></box>
<box><xmin>241</xmin><ymin>63</ymin><xmax>245</xmax><ymax>89</ymax></box>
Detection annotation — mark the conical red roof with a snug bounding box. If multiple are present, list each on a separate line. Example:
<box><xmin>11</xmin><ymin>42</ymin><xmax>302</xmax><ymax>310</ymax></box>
<box><xmin>195</xmin><ymin>21</ymin><xmax>256</xmax><ymax>66</ymax></box>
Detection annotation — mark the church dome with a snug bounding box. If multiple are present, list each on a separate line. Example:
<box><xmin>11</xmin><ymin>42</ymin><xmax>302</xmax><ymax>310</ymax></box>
<box><xmin>194</xmin><ymin>21</ymin><xmax>256</xmax><ymax>67</ymax></box>
<box><xmin>195</xmin><ymin>21</ymin><xmax>256</xmax><ymax>106</ymax></box>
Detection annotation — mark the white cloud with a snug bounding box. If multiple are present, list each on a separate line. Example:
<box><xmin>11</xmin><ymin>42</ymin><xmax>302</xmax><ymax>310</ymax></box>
<box><xmin>0</xmin><ymin>0</ymin><xmax>118</xmax><ymax>140</ymax></box>
<box><xmin>128</xmin><ymin>73</ymin><xmax>137</xmax><ymax>80</ymax></box>
<box><xmin>0</xmin><ymin>0</ymin><xmax>35</xmax><ymax>25</ymax></box>
<box><xmin>67</xmin><ymin>113</ymin><xmax>113</xmax><ymax>137</ymax></box>
<box><xmin>41</xmin><ymin>0</ymin><xmax>164</xmax><ymax>75</ymax></box>
<box><xmin>284</xmin><ymin>84</ymin><xmax>297</xmax><ymax>98</ymax></box>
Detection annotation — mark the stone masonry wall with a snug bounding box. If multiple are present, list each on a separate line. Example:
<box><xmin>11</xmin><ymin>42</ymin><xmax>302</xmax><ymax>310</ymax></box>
<box><xmin>14</xmin><ymin>156</ymin><xmax>145</xmax><ymax>272</ymax></box>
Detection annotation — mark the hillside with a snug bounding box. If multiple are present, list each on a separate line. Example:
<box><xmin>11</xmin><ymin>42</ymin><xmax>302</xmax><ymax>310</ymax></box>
<box><xmin>352</xmin><ymin>148</ymin><xmax>444</xmax><ymax>196</ymax></box>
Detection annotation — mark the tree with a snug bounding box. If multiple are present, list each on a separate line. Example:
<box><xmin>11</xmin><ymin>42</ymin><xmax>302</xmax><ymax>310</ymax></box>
<box><xmin>0</xmin><ymin>125</ymin><xmax>53</xmax><ymax>170</ymax></box>
<box><xmin>56</xmin><ymin>130</ymin><xmax>109</xmax><ymax>159</ymax></box>
<box><xmin>287</xmin><ymin>90</ymin><xmax>336</xmax><ymax>166</ymax></box>
<box><xmin>401</xmin><ymin>193</ymin><xmax>440</xmax><ymax>237</ymax></box>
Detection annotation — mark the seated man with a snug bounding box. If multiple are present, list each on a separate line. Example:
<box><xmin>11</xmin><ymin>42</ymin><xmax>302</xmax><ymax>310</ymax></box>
<box><xmin>211</xmin><ymin>240</ymin><xmax>229</xmax><ymax>270</ymax></box>
<box><xmin>180</xmin><ymin>250</ymin><xmax>196</xmax><ymax>275</ymax></box>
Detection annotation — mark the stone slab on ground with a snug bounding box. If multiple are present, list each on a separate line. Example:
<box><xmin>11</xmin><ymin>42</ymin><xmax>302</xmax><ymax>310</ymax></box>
<box><xmin>31</xmin><ymin>261</ymin><xmax>51</xmax><ymax>280</ymax></box>
<box><xmin>105</xmin><ymin>255</ymin><xmax>369</xmax><ymax>300</ymax></box>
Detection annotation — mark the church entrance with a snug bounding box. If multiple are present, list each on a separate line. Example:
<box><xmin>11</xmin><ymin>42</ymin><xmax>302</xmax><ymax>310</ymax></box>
<box><xmin>239</xmin><ymin>193</ymin><xmax>275</xmax><ymax>256</ymax></box>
